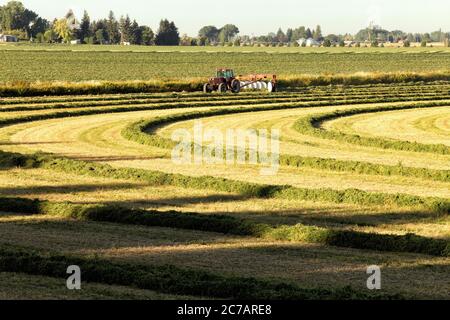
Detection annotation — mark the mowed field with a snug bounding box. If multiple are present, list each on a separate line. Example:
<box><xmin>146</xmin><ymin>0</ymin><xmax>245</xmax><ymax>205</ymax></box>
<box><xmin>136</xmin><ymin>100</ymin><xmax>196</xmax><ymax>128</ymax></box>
<box><xmin>0</xmin><ymin>45</ymin><xmax>449</xmax><ymax>300</ymax></box>
<box><xmin>2</xmin><ymin>44</ymin><xmax>450</xmax><ymax>81</ymax></box>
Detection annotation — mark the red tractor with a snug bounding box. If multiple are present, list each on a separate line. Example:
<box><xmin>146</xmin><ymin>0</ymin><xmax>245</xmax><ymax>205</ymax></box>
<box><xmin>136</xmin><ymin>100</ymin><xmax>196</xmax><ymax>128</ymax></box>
<box><xmin>203</xmin><ymin>68</ymin><xmax>277</xmax><ymax>94</ymax></box>
<box><xmin>203</xmin><ymin>69</ymin><xmax>241</xmax><ymax>93</ymax></box>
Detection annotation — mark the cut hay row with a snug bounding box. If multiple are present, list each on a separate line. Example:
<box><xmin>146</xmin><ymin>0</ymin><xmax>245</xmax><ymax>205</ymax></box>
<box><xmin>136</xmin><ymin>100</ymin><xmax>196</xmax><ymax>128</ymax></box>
<box><xmin>122</xmin><ymin>103</ymin><xmax>450</xmax><ymax>182</ymax></box>
<box><xmin>1</xmin><ymin>197</ymin><xmax>448</xmax><ymax>299</ymax></box>
<box><xmin>294</xmin><ymin>103</ymin><xmax>450</xmax><ymax>155</ymax></box>
<box><xmin>0</xmin><ymin>83</ymin><xmax>449</xmax><ymax>302</ymax></box>
<box><xmin>2</xmin><ymin>70</ymin><xmax>450</xmax><ymax>96</ymax></box>
<box><xmin>2</xmin><ymin>46</ymin><xmax>450</xmax><ymax>299</ymax></box>
<box><xmin>0</xmin><ymin>196</ymin><xmax>448</xmax><ymax>257</ymax></box>
<box><xmin>324</xmin><ymin>107</ymin><xmax>450</xmax><ymax>147</ymax></box>
<box><xmin>2</xmin><ymin>81</ymin><xmax>450</xmax><ymax>110</ymax></box>
<box><xmin>0</xmin><ymin>90</ymin><xmax>449</xmax><ymax>207</ymax></box>
<box><xmin>1</xmin><ymin>81</ymin><xmax>449</xmax><ymax>106</ymax></box>
<box><xmin>3</xmin><ymin>89</ymin><xmax>450</xmax><ymax>113</ymax></box>
<box><xmin>0</xmin><ymin>243</ymin><xmax>401</xmax><ymax>300</ymax></box>
<box><xmin>1</xmin><ymin>148</ymin><xmax>449</xmax><ymax>214</ymax></box>
<box><xmin>413</xmin><ymin>112</ymin><xmax>450</xmax><ymax>136</ymax></box>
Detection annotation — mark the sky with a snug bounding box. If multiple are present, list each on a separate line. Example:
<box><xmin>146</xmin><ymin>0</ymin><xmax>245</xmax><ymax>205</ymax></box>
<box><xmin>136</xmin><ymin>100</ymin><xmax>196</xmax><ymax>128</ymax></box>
<box><xmin>12</xmin><ymin>0</ymin><xmax>450</xmax><ymax>36</ymax></box>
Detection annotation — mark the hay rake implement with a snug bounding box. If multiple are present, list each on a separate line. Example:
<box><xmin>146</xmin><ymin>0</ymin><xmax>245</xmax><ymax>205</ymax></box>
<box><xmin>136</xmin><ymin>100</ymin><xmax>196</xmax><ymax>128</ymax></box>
<box><xmin>203</xmin><ymin>68</ymin><xmax>277</xmax><ymax>94</ymax></box>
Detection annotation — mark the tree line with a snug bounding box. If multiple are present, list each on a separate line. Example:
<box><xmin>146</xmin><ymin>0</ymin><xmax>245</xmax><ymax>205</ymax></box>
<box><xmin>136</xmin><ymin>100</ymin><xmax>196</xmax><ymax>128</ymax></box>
<box><xmin>1</xmin><ymin>1</ymin><xmax>449</xmax><ymax>46</ymax></box>
<box><xmin>0</xmin><ymin>1</ymin><xmax>179</xmax><ymax>45</ymax></box>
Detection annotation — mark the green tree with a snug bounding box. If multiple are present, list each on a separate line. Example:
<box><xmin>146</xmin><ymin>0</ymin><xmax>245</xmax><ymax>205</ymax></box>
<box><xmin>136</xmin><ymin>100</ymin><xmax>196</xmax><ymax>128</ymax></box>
<box><xmin>313</xmin><ymin>25</ymin><xmax>322</xmax><ymax>41</ymax></box>
<box><xmin>155</xmin><ymin>19</ymin><xmax>180</xmax><ymax>45</ymax></box>
<box><xmin>106</xmin><ymin>11</ymin><xmax>120</xmax><ymax>44</ymax></box>
<box><xmin>129</xmin><ymin>20</ymin><xmax>141</xmax><ymax>44</ymax></box>
<box><xmin>198</xmin><ymin>25</ymin><xmax>219</xmax><ymax>43</ymax></box>
<box><xmin>325</xmin><ymin>34</ymin><xmax>339</xmax><ymax>43</ymax></box>
<box><xmin>291</xmin><ymin>26</ymin><xmax>306</xmax><ymax>41</ymax></box>
<box><xmin>198</xmin><ymin>36</ymin><xmax>207</xmax><ymax>46</ymax></box>
<box><xmin>323</xmin><ymin>39</ymin><xmax>332</xmax><ymax>47</ymax></box>
<box><xmin>218</xmin><ymin>24</ymin><xmax>239</xmax><ymax>43</ymax></box>
<box><xmin>35</xmin><ymin>32</ymin><xmax>44</xmax><ymax>42</ymax></box>
<box><xmin>0</xmin><ymin>1</ymin><xmax>46</xmax><ymax>38</ymax></box>
<box><xmin>119</xmin><ymin>15</ymin><xmax>132</xmax><ymax>43</ymax></box>
<box><xmin>79</xmin><ymin>10</ymin><xmax>91</xmax><ymax>42</ymax></box>
<box><xmin>276</xmin><ymin>28</ymin><xmax>286</xmax><ymax>43</ymax></box>
<box><xmin>43</xmin><ymin>28</ymin><xmax>56</xmax><ymax>43</ymax></box>
<box><xmin>180</xmin><ymin>33</ymin><xmax>193</xmax><ymax>46</ymax></box>
<box><xmin>286</xmin><ymin>28</ymin><xmax>293</xmax><ymax>42</ymax></box>
<box><xmin>140</xmin><ymin>26</ymin><xmax>154</xmax><ymax>45</ymax></box>
<box><xmin>29</xmin><ymin>17</ymin><xmax>49</xmax><ymax>38</ymax></box>
<box><xmin>95</xmin><ymin>28</ymin><xmax>107</xmax><ymax>44</ymax></box>
<box><xmin>0</xmin><ymin>1</ymin><xmax>27</xmax><ymax>30</ymax></box>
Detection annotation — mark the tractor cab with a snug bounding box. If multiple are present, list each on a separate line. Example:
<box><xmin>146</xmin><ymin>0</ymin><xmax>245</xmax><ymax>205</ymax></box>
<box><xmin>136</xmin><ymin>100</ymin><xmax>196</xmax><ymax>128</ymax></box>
<box><xmin>217</xmin><ymin>69</ymin><xmax>235</xmax><ymax>79</ymax></box>
<box><xmin>204</xmin><ymin>68</ymin><xmax>277</xmax><ymax>94</ymax></box>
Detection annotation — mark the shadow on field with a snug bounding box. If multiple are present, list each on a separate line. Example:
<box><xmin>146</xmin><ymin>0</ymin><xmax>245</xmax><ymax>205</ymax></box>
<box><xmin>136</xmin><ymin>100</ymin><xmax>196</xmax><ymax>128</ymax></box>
<box><xmin>294</xmin><ymin>211</ymin><xmax>443</xmax><ymax>227</ymax></box>
<box><xmin>98</xmin><ymin>196</ymin><xmax>442</xmax><ymax>227</ymax></box>
<box><xmin>1</xmin><ymin>214</ymin><xmax>448</xmax><ymax>299</ymax></box>
<box><xmin>73</xmin><ymin>155</ymin><xmax>167</xmax><ymax>162</ymax></box>
<box><xmin>0</xmin><ymin>218</ymin><xmax>238</xmax><ymax>249</ymax></box>
<box><xmin>92</xmin><ymin>194</ymin><xmax>251</xmax><ymax>207</ymax></box>
<box><xmin>100</xmin><ymin>241</ymin><xmax>448</xmax><ymax>299</ymax></box>
<box><xmin>0</xmin><ymin>183</ymin><xmax>147</xmax><ymax>195</ymax></box>
<box><xmin>0</xmin><ymin>141</ymin><xmax>69</xmax><ymax>145</ymax></box>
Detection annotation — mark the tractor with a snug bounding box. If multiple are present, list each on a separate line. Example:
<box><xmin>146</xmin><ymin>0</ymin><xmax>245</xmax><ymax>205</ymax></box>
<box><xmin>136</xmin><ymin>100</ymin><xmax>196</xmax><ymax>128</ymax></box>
<box><xmin>203</xmin><ymin>68</ymin><xmax>277</xmax><ymax>94</ymax></box>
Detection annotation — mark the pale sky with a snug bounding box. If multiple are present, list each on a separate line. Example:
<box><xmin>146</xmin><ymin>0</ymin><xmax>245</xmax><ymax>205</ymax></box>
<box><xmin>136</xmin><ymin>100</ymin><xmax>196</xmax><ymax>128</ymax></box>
<box><xmin>11</xmin><ymin>0</ymin><xmax>450</xmax><ymax>36</ymax></box>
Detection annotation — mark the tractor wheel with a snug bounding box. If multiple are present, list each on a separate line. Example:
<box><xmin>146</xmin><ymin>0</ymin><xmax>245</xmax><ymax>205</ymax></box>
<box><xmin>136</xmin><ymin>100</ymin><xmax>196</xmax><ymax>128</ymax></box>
<box><xmin>268</xmin><ymin>82</ymin><xmax>277</xmax><ymax>93</ymax></box>
<box><xmin>272</xmin><ymin>83</ymin><xmax>278</xmax><ymax>92</ymax></box>
<box><xmin>203</xmin><ymin>83</ymin><xmax>212</xmax><ymax>93</ymax></box>
<box><xmin>231</xmin><ymin>79</ymin><xmax>241</xmax><ymax>93</ymax></box>
<box><xmin>218</xmin><ymin>83</ymin><xmax>227</xmax><ymax>93</ymax></box>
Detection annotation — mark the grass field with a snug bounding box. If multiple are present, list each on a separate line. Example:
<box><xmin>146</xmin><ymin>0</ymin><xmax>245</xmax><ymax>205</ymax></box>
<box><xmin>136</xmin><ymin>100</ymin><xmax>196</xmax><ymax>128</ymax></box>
<box><xmin>0</xmin><ymin>45</ymin><xmax>449</xmax><ymax>300</ymax></box>
<box><xmin>1</xmin><ymin>44</ymin><xmax>450</xmax><ymax>82</ymax></box>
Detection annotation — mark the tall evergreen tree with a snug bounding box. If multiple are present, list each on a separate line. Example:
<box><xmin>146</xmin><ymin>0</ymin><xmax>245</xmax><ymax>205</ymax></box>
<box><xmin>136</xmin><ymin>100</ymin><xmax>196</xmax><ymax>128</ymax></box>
<box><xmin>119</xmin><ymin>15</ymin><xmax>132</xmax><ymax>43</ymax></box>
<box><xmin>313</xmin><ymin>25</ymin><xmax>323</xmax><ymax>41</ymax></box>
<box><xmin>93</xmin><ymin>19</ymin><xmax>108</xmax><ymax>44</ymax></box>
<box><xmin>130</xmin><ymin>19</ymin><xmax>141</xmax><ymax>44</ymax></box>
<box><xmin>106</xmin><ymin>11</ymin><xmax>120</xmax><ymax>44</ymax></box>
<box><xmin>286</xmin><ymin>28</ymin><xmax>293</xmax><ymax>42</ymax></box>
<box><xmin>79</xmin><ymin>10</ymin><xmax>91</xmax><ymax>42</ymax></box>
<box><xmin>140</xmin><ymin>26</ymin><xmax>154</xmax><ymax>45</ymax></box>
<box><xmin>276</xmin><ymin>28</ymin><xmax>286</xmax><ymax>43</ymax></box>
<box><xmin>155</xmin><ymin>19</ymin><xmax>179</xmax><ymax>45</ymax></box>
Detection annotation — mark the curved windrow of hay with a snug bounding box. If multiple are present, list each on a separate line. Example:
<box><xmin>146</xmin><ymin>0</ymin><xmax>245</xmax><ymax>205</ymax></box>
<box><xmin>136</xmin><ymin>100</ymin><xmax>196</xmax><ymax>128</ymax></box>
<box><xmin>323</xmin><ymin>107</ymin><xmax>450</xmax><ymax>146</ymax></box>
<box><xmin>1</xmin><ymin>88</ymin><xmax>450</xmax><ymax>204</ymax></box>
<box><xmin>0</xmin><ymin>83</ymin><xmax>449</xmax><ymax>299</ymax></box>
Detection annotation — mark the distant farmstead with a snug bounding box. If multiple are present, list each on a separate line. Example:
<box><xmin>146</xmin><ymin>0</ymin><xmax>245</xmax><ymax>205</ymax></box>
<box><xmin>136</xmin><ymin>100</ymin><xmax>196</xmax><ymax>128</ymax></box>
<box><xmin>0</xmin><ymin>34</ymin><xmax>18</xmax><ymax>43</ymax></box>
<box><xmin>297</xmin><ymin>37</ymin><xmax>321</xmax><ymax>47</ymax></box>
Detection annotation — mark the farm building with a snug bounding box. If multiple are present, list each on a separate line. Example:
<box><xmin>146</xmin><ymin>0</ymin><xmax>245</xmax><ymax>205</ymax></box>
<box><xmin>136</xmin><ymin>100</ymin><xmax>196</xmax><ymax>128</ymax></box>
<box><xmin>297</xmin><ymin>37</ymin><xmax>321</xmax><ymax>47</ymax></box>
<box><xmin>0</xmin><ymin>34</ymin><xmax>18</xmax><ymax>42</ymax></box>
